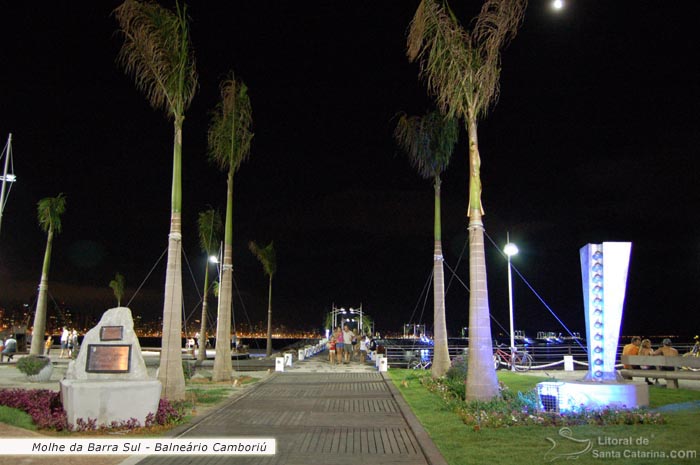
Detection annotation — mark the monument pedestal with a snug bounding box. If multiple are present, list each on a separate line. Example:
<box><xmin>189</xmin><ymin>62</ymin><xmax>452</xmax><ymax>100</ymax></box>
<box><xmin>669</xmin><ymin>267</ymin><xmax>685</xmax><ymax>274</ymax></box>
<box><xmin>537</xmin><ymin>380</ymin><xmax>648</xmax><ymax>413</ymax></box>
<box><xmin>61</xmin><ymin>379</ymin><xmax>161</xmax><ymax>427</ymax></box>
<box><xmin>61</xmin><ymin>307</ymin><xmax>162</xmax><ymax>429</ymax></box>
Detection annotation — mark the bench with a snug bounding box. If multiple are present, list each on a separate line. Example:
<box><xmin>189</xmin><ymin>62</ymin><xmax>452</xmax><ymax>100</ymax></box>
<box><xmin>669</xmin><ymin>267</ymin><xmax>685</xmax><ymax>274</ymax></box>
<box><xmin>620</xmin><ymin>355</ymin><xmax>700</xmax><ymax>389</ymax></box>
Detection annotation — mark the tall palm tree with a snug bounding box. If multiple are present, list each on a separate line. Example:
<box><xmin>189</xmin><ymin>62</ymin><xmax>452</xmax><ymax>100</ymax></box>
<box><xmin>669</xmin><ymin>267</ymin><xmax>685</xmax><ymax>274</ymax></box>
<box><xmin>109</xmin><ymin>272</ymin><xmax>126</xmax><ymax>306</ymax></box>
<box><xmin>29</xmin><ymin>193</ymin><xmax>66</xmax><ymax>355</ymax></box>
<box><xmin>196</xmin><ymin>208</ymin><xmax>222</xmax><ymax>363</ymax></box>
<box><xmin>249</xmin><ymin>241</ymin><xmax>276</xmax><ymax>357</ymax></box>
<box><xmin>115</xmin><ymin>0</ymin><xmax>198</xmax><ymax>401</ymax></box>
<box><xmin>394</xmin><ymin>110</ymin><xmax>458</xmax><ymax>378</ymax></box>
<box><xmin>207</xmin><ymin>73</ymin><xmax>253</xmax><ymax>381</ymax></box>
<box><xmin>407</xmin><ymin>0</ymin><xmax>526</xmax><ymax>400</ymax></box>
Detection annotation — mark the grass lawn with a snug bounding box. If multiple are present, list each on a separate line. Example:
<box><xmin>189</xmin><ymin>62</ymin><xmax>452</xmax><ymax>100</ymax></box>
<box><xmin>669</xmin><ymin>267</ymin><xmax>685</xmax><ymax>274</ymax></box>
<box><xmin>0</xmin><ymin>405</ymin><xmax>36</xmax><ymax>431</ymax></box>
<box><xmin>390</xmin><ymin>370</ymin><xmax>700</xmax><ymax>465</ymax></box>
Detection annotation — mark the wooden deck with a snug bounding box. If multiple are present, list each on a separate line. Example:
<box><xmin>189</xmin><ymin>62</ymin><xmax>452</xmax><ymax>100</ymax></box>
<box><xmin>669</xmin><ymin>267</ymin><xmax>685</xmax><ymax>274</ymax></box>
<box><xmin>135</xmin><ymin>371</ymin><xmax>442</xmax><ymax>465</ymax></box>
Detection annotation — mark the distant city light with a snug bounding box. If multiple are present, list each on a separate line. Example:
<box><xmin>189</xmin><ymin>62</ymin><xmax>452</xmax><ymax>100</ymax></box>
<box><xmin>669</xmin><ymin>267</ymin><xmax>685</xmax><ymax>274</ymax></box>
<box><xmin>552</xmin><ymin>0</ymin><xmax>564</xmax><ymax>10</ymax></box>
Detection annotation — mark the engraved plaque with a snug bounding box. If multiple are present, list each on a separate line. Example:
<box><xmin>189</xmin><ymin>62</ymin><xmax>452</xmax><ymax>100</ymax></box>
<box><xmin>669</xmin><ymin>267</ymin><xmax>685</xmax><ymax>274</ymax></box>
<box><xmin>86</xmin><ymin>344</ymin><xmax>132</xmax><ymax>373</ymax></box>
<box><xmin>100</xmin><ymin>326</ymin><xmax>124</xmax><ymax>341</ymax></box>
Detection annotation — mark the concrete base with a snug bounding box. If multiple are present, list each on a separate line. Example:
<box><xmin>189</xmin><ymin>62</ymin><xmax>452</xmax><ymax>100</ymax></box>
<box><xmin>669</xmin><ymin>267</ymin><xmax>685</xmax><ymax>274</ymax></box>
<box><xmin>537</xmin><ymin>380</ymin><xmax>649</xmax><ymax>412</ymax></box>
<box><xmin>60</xmin><ymin>378</ymin><xmax>161</xmax><ymax>429</ymax></box>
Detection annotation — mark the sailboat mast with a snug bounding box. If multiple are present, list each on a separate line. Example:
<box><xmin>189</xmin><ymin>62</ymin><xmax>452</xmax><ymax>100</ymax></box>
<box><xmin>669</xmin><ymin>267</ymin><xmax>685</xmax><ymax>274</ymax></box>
<box><xmin>0</xmin><ymin>133</ymin><xmax>15</xmax><ymax>236</ymax></box>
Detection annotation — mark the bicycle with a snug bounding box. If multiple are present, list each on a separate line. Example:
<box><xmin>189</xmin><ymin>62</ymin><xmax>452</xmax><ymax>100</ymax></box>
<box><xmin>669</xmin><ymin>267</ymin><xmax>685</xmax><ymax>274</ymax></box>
<box><xmin>404</xmin><ymin>350</ymin><xmax>433</xmax><ymax>370</ymax></box>
<box><xmin>493</xmin><ymin>346</ymin><xmax>532</xmax><ymax>372</ymax></box>
<box><xmin>408</xmin><ymin>358</ymin><xmax>432</xmax><ymax>370</ymax></box>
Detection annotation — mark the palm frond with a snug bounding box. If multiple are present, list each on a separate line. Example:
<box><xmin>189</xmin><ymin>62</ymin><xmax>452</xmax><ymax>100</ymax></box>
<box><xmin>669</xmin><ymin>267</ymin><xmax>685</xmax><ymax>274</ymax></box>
<box><xmin>407</xmin><ymin>0</ymin><xmax>526</xmax><ymax>120</ymax></box>
<box><xmin>109</xmin><ymin>272</ymin><xmax>126</xmax><ymax>305</ymax></box>
<box><xmin>197</xmin><ymin>208</ymin><xmax>222</xmax><ymax>254</ymax></box>
<box><xmin>36</xmin><ymin>193</ymin><xmax>67</xmax><ymax>234</ymax></box>
<box><xmin>207</xmin><ymin>73</ymin><xmax>254</xmax><ymax>173</ymax></box>
<box><xmin>248</xmin><ymin>240</ymin><xmax>276</xmax><ymax>278</ymax></box>
<box><xmin>114</xmin><ymin>0</ymin><xmax>198</xmax><ymax>119</ymax></box>
<box><xmin>394</xmin><ymin>110</ymin><xmax>458</xmax><ymax>180</ymax></box>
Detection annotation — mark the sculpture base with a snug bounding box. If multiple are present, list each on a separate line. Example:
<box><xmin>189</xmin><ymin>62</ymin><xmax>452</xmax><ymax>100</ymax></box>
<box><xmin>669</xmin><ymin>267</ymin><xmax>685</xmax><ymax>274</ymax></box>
<box><xmin>537</xmin><ymin>380</ymin><xmax>649</xmax><ymax>413</ymax></box>
<box><xmin>60</xmin><ymin>379</ymin><xmax>161</xmax><ymax>429</ymax></box>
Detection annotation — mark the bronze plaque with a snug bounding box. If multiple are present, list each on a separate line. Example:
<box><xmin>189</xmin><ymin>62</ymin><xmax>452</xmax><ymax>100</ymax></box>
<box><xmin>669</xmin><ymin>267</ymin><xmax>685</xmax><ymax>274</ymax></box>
<box><xmin>100</xmin><ymin>326</ymin><xmax>124</xmax><ymax>341</ymax></box>
<box><xmin>86</xmin><ymin>344</ymin><xmax>132</xmax><ymax>373</ymax></box>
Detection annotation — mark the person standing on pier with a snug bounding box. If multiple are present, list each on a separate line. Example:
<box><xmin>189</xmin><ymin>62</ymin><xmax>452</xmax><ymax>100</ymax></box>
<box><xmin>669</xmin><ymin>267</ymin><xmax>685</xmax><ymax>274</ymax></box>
<box><xmin>334</xmin><ymin>327</ymin><xmax>344</xmax><ymax>364</ymax></box>
<box><xmin>342</xmin><ymin>325</ymin><xmax>353</xmax><ymax>364</ymax></box>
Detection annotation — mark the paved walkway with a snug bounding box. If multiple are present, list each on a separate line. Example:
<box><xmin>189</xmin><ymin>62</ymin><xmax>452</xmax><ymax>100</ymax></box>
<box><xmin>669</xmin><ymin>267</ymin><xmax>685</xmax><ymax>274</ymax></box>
<box><xmin>129</xmin><ymin>355</ymin><xmax>446</xmax><ymax>465</ymax></box>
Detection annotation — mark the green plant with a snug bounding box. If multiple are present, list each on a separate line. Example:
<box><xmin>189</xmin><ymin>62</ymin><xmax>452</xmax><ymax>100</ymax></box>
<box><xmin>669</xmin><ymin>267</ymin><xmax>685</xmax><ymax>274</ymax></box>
<box><xmin>16</xmin><ymin>355</ymin><xmax>51</xmax><ymax>376</ymax></box>
<box><xmin>0</xmin><ymin>405</ymin><xmax>37</xmax><ymax>431</ymax></box>
<box><xmin>182</xmin><ymin>361</ymin><xmax>194</xmax><ymax>380</ymax></box>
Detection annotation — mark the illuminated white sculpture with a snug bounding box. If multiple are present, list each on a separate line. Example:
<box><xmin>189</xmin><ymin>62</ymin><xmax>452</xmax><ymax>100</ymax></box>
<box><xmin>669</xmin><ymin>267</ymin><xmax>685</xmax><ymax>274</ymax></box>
<box><xmin>537</xmin><ymin>242</ymin><xmax>647</xmax><ymax>412</ymax></box>
<box><xmin>580</xmin><ymin>242</ymin><xmax>632</xmax><ymax>381</ymax></box>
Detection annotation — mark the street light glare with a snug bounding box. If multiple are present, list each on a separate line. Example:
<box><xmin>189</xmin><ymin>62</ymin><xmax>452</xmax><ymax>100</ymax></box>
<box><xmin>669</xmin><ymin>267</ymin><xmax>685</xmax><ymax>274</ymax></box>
<box><xmin>504</xmin><ymin>242</ymin><xmax>519</xmax><ymax>257</ymax></box>
<box><xmin>209</xmin><ymin>255</ymin><xmax>219</xmax><ymax>264</ymax></box>
<box><xmin>552</xmin><ymin>0</ymin><xmax>564</xmax><ymax>10</ymax></box>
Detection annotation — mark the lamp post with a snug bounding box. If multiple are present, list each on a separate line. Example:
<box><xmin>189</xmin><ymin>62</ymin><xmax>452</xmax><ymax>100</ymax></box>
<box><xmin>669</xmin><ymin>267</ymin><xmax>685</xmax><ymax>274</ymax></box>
<box><xmin>504</xmin><ymin>236</ymin><xmax>519</xmax><ymax>371</ymax></box>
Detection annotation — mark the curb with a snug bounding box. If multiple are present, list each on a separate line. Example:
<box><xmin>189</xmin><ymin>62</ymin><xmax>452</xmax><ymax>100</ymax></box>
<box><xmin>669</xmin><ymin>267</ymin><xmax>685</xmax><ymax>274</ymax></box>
<box><xmin>382</xmin><ymin>371</ymin><xmax>448</xmax><ymax>465</ymax></box>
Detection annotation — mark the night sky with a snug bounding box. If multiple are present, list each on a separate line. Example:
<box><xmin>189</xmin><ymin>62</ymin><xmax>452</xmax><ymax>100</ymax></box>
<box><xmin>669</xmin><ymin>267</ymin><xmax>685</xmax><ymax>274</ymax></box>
<box><xmin>1</xmin><ymin>1</ymin><xmax>698</xmax><ymax>338</ymax></box>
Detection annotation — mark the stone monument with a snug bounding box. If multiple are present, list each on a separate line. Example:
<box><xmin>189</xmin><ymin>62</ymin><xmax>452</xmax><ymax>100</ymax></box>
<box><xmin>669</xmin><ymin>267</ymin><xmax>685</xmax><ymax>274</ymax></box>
<box><xmin>60</xmin><ymin>307</ymin><xmax>161</xmax><ymax>428</ymax></box>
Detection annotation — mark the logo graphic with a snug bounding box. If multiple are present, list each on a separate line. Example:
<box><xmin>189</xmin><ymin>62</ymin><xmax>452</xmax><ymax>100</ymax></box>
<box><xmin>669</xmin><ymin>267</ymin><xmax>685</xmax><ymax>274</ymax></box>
<box><xmin>544</xmin><ymin>427</ymin><xmax>593</xmax><ymax>462</ymax></box>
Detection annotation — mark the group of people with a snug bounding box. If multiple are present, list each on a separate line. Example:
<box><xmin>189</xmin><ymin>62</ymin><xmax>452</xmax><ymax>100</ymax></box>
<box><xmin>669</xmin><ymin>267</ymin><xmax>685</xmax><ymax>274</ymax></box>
<box><xmin>327</xmin><ymin>324</ymin><xmax>374</xmax><ymax>365</ymax></box>
<box><xmin>622</xmin><ymin>336</ymin><xmax>679</xmax><ymax>384</ymax></box>
<box><xmin>57</xmin><ymin>326</ymin><xmax>80</xmax><ymax>358</ymax></box>
<box><xmin>2</xmin><ymin>326</ymin><xmax>80</xmax><ymax>362</ymax></box>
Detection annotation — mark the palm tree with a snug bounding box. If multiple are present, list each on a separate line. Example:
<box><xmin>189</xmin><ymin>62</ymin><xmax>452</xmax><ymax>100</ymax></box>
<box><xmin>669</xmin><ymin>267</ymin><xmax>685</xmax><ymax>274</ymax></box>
<box><xmin>207</xmin><ymin>73</ymin><xmax>253</xmax><ymax>381</ymax></box>
<box><xmin>109</xmin><ymin>272</ymin><xmax>126</xmax><ymax>306</ymax></box>
<box><xmin>407</xmin><ymin>0</ymin><xmax>526</xmax><ymax>400</ymax></box>
<box><xmin>249</xmin><ymin>241</ymin><xmax>276</xmax><ymax>357</ymax></box>
<box><xmin>29</xmin><ymin>193</ymin><xmax>66</xmax><ymax>355</ymax></box>
<box><xmin>196</xmin><ymin>208</ymin><xmax>222</xmax><ymax>363</ymax></box>
<box><xmin>114</xmin><ymin>0</ymin><xmax>198</xmax><ymax>401</ymax></box>
<box><xmin>394</xmin><ymin>110</ymin><xmax>458</xmax><ymax>378</ymax></box>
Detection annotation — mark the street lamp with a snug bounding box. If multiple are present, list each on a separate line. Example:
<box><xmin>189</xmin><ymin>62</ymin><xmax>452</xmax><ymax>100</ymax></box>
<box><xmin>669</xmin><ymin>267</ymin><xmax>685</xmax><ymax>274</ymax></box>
<box><xmin>504</xmin><ymin>237</ymin><xmax>519</xmax><ymax>371</ymax></box>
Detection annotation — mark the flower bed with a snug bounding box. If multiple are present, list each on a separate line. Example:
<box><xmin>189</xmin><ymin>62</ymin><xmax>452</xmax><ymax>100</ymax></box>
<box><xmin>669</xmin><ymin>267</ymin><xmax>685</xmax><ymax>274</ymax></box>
<box><xmin>420</xmin><ymin>372</ymin><xmax>665</xmax><ymax>429</ymax></box>
<box><xmin>0</xmin><ymin>388</ymin><xmax>184</xmax><ymax>432</ymax></box>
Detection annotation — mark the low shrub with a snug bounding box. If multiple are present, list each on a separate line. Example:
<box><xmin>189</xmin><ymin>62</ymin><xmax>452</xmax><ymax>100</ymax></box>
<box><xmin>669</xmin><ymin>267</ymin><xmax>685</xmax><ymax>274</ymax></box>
<box><xmin>0</xmin><ymin>388</ymin><xmax>68</xmax><ymax>430</ymax></box>
<box><xmin>15</xmin><ymin>355</ymin><xmax>51</xmax><ymax>376</ymax></box>
<box><xmin>445</xmin><ymin>355</ymin><xmax>468</xmax><ymax>382</ymax></box>
<box><xmin>146</xmin><ymin>398</ymin><xmax>185</xmax><ymax>427</ymax></box>
<box><xmin>0</xmin><ymin>388</ymin><xmax>184</xmax><ymax>432</ymax></box>
<box><xmin>420</xmin><ymin>376</ymin><xmax>665</xmax><ymax>429</ymax></box>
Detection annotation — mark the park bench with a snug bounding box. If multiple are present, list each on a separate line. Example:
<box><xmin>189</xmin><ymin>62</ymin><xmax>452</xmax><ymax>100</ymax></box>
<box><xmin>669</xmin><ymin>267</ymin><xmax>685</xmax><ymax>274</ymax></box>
<box><xmin>620</xmin><ymin>355</ymin><xmax>700</xmax><ymax>389</ymax></box>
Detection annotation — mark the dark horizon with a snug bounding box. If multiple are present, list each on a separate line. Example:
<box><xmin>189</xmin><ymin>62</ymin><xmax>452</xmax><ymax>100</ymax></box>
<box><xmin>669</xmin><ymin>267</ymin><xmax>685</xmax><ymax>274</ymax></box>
<box><xmin>1</xmin><ymin>1</ymin><xmax>698</xmax><ymax>340</ymax></box>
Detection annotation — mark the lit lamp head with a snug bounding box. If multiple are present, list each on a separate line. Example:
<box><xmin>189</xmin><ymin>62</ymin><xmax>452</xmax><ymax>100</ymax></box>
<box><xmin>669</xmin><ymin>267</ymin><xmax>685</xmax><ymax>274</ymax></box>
<box><xmin>208</xmin><ymin>255</ymin><xmax>219</xmax><ymax>264</ymax></box>
<box><xmin>504</xmin><ymin>242</ymin><xmax>519</xmax><ymax>257</ymax></box>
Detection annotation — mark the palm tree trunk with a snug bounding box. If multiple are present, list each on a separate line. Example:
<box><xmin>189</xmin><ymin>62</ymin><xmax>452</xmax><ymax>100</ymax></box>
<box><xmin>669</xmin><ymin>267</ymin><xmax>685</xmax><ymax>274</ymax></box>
<box><xmin>213</xmin><ymin>170</ymin><xmax>234</xmax><ymax>381</ymax></box>
<box><xmin>465</xmin><ymin>116</ymin><xmax>499</xmax><ymax>401</ymax></box>
<box><xmin>266</xmin><ymin>276</ymin><xmax>273</xmax><ymax>357</ymax></box>
<box><xmin>30</xmin><ymin>228</ymin><xmax>53</xmax><ymax>355</ymax></box>
<box><xmin>432</xmin><ymin>178</ymin><xmax>450</xmax><ymax>377</ymax></box>
<box><xmin>197</xmin><ymin>263</ymin><xmax>211</xmax><ymax>363</ymax></box>
<box><xmin>158</xmin><ymin>121</ymin><xmax>186</xmax><ymax>401</ymax></box>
